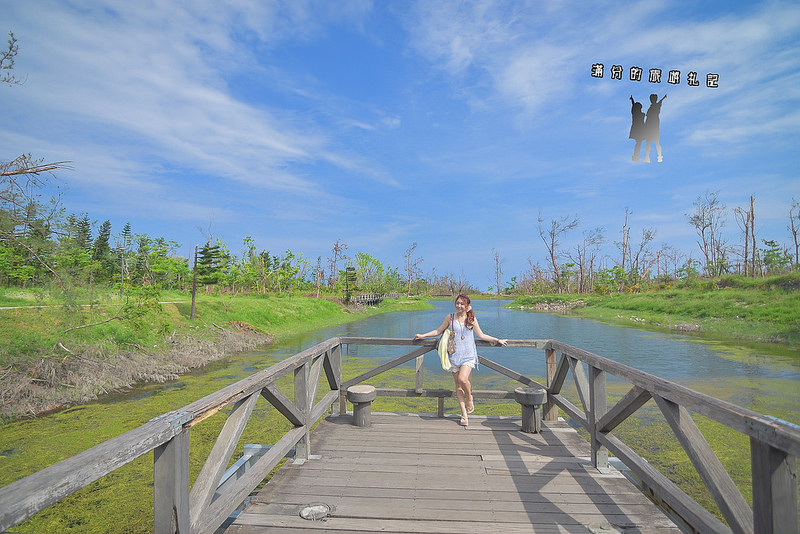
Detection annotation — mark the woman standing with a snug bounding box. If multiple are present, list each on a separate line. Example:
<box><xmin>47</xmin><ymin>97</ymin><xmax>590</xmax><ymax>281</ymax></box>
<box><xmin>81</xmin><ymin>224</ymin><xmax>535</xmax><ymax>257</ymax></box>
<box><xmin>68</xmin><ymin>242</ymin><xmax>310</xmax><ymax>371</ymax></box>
<box><xmin>414</xmin><ymin>294</ymin><xmax>508</xmax><ymax>426</ymax></box>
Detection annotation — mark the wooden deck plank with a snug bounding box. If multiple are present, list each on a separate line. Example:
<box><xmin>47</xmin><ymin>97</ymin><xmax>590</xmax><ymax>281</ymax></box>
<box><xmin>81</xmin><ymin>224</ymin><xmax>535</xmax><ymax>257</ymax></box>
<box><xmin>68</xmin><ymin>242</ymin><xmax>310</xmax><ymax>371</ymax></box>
<box><xmin>222</xmin><ymin>413</ymin><xmax>681</xmax><ymax>533</ymax></box>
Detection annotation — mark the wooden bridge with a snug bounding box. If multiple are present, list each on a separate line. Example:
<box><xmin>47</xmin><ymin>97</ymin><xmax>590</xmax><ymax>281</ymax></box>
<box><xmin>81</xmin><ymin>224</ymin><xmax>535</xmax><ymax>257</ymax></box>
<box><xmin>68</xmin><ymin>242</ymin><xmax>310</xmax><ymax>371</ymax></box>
<box><xmin>1</xmin><ymin>337</ymin><xmax>798</xmax><ymax>533</ymax></box>
<box><xmin>349</xmin><ymin>293</ymin><xmax>400</xmax><ymax>306</ymax></box>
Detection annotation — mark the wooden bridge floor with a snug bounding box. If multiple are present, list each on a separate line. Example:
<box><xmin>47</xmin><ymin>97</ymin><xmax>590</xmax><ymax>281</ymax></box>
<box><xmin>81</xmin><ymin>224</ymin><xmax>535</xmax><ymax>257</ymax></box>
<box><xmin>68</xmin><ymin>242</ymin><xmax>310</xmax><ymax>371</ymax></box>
<box><xmin>222</xmin><ymin>413</ymin><xmax>682</xmax><ymax>533</ymax></box>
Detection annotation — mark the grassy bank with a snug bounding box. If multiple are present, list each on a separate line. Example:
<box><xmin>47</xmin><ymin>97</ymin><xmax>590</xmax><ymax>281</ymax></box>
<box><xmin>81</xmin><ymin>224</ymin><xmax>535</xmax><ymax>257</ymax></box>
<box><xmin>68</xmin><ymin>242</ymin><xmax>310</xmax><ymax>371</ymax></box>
<box><xmin>0</xmin><ymin>288</ymin><xmax>430</xmax><ymax>420</ymax></box>
<box><xmin>508</xmin><ymin>275</ymin><xmax>800</xmax><ymax>348</ymax></box>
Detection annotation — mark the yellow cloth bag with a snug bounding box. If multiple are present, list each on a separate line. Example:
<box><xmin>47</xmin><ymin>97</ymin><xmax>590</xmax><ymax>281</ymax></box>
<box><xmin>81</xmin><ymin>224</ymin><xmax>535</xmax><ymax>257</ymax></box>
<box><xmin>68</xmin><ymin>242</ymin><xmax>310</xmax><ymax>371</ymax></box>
<box><xmin>438</xmin><ymin>329</ymin><xmax>453</xmax><ymax>371</ymax></box>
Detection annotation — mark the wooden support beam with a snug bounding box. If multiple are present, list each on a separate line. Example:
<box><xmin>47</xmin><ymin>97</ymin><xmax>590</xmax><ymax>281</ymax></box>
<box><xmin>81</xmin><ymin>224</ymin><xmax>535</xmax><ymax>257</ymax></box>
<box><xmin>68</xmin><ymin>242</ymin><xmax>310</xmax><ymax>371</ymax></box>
<box><xmin>600</xmin><ymin>432</ymin><xmax>730</xmax><ymax>534</ymax></box>
<box><xmin>568</xmin><ymin>356</ymin><xmax>590</xmax><ymax>415</ymax></box>
<box><xmin>478</xmin><ymin>356</ymin><xmax>546</xmax><ymax>389</ymax></box>
<box><xmin>597</xmin><ymin>385</ymin><xmax>652</xmax><ymax>433</ymax></box>
<box><xmin>193</xmin><ymin>426</ymin><xmax>306</xmax><ymax>534</ymax></box>
<box><xmin>654</xmin><ymin>395</ymin><xmax>754</xmax><ymax>534</ymax></box>
<box><xmin>189</xmin><ymin>393</ymin><xmax>259</xmax><ymax>530</ymax></box>
<box><xmin>549</xmin><ymin>393</ymin><xmax>587</xmax><ymax>429</ymax></box>
<box><xmin>307</xmin><ymin>354</ymin><xmax>325</xmax><ymax>407</ymax></box>
<box><xmin>751</xmin><ymin>437</ymin><xmax>799</xmax><ymax>534</ymax></box>
<box><xmin>415</xmin><ymin>355</ymin><xmax>424</xmax><ymax>393</ymax></box>
<box><xmin>341</xmin><ymin>346</ymin><xmax>430</xmax><ymax>390</ymax></box>
<box><xmin>154</xmin><ymin>431</ymin><xmax>190</xmax><ymax>534</ymax></box>
<box><xmin>544</xmin><ymin>348</ymin><xmax>559</xmax><ymax>421</ymax></box>
<box><xmin>294</xmin><ymin>362</ymin><xmax>310</xmax><ymax>460</ymax></box>
<box><xmin>589</xmin><ymin>365</ymin><xmax>608</xmax><ymax>470</ymax></box>
<box><xmin>261</xmin><ymin>384</ymin><xmax>303</xmax><ymax>426</ymax></box>
<box><xmin>325</xmin><ymin>345</ymin><xmax>342</xmax><ymax>416</ymax></box>
<box><xmin>323</xmin><ymin>345</ymin><xmax>342</xmax><ymax>392</ymax></box>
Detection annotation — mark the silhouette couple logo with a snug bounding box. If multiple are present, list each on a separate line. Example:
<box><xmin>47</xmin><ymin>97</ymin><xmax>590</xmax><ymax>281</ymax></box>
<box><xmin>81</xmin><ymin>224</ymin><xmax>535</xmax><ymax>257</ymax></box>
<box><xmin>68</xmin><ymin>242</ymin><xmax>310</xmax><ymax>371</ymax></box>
<box><xmin>629</xmin><ymin>93</ymin><xmax>666</xmax><ymax>163</ymax></box>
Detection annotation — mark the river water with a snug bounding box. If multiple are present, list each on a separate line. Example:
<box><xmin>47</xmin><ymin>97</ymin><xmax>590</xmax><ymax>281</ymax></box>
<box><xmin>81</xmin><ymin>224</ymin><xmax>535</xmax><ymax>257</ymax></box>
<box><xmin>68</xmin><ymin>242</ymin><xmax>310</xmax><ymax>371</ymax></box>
<box><xmin>273</xmin><ymin>300</ymin><xmax>800</xmax><ymax>413</ymax></box>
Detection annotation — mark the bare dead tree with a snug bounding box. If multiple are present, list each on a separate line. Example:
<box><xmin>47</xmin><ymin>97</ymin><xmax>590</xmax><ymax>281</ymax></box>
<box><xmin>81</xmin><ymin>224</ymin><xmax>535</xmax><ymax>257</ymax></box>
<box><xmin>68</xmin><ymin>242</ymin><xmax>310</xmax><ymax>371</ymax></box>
<box><xmin>734</xmin><ymin>196</ymin><xmax>755</xmax><ymax>276</ymax></box>
<box><xmin>687</xmin><ymin>191</ymin><xmax>727</xmax><ymax>276</ymax></box>
<box><xmin>403</xmin><ymin>242</ymin><xmax>423</xmax><ymax>297</ymax></box>
<box><xmin>616</xmin><ymin>208</ymin><xmax>632</xmax><ymax>272</ymax></box>
<box><xmin>314</xmin><ymin>256</ymin><xmax>324</xmax><ymax>298</ymax></box>
<box><xmin>538</xmin><ymin>212</ymin><xmax>579</xmax><ymax>293</ymax></box>
<box><xmin>1</xmin><ymin>35</ymin><xmax>71</xmax><ymax>281</ymax></box>
<box><xmin>789</xmin><ymin>199</ymin><xmax>799</xmax><ymax>270</ymax></box>
<box><xmin>569</xmin><ymin>227</ymin><xmax>604</xmax><ymax>293</ymax></box>
<box><xmin>492</xmin><ymin>248</ymin><xmax>504</xmax><ymax>295</ymax></box>
<box><xmin>631</xmin><ymin>228</ymin><xmax>656</xmax><ymax>283</ymax></box>
<box><xmin>327</xmin><ymin>239</ymin><xmax>348</xmax><ymax>287</ymax></box>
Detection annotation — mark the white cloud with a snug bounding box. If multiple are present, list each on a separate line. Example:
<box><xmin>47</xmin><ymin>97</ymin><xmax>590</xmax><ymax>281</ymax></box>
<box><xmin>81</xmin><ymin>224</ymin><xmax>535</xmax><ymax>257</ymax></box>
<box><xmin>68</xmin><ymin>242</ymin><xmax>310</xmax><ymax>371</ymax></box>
<box><xmin>405</xmin><ymin>0</ymin><xmax>800</xmax><ymax>145</ymax></box>
<box><xmin>5</xmin><ymin>1</ymin><xmax>385</xmax><ymax>202</ymax></box>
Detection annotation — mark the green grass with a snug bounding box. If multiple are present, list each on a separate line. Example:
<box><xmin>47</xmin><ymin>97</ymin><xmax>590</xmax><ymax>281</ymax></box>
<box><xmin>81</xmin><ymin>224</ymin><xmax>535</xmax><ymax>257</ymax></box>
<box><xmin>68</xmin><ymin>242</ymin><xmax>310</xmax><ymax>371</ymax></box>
<box><xmin>0</xmin><ymin>289</ymin><xmax>430</xmax><ymax>367</ymax></box>
<box><xmin>508</xmin><ymin>276</ymin><xmax>800</xmax><ymax>346</ymax></box>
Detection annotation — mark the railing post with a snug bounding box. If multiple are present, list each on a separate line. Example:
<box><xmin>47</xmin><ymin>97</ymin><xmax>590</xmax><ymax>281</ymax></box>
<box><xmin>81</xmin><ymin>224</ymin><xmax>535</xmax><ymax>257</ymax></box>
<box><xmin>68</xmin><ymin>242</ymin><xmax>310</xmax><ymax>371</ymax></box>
<box><xmin>544</xmin><ymin>347</ymin><xmax>558</xmax><ymax>421</ymax></box>
<box><xmin>294</xmin><ymin>361</ymin><xmax>310</xmax><ymax>460</ymax></box>
<box><xmin>751</xmin><ymin>437</ymin><xmax>799</xmax><ymax>534</ymax></box>
<box><xmin>153</xmin><ymin>430</ymin><xmax>190</xmax><ymax>534</ymax></box>
<box><xmin>330</xmin><ymin>343</ymin><xmax>343</xmax><ymax>416</ymax></box>
<box><xmin>589</xmin><ymin>365</ymin><xmax>608</xmax><ymax>471</ymax></box>
<box><xmin>415</xmin><ymin>355</ymin><xmax>424</xmax><ymax>393</ymax></box>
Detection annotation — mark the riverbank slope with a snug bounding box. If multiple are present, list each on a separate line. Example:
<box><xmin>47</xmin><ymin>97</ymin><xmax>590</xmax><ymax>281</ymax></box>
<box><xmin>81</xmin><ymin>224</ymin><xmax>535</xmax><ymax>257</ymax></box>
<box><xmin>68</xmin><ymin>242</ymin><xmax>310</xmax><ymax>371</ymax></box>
<box><xmin>0</xmin><ymin>290</ymin><xmax>430</xmax><ymax>420</ymax></box>
<box><xmin>507</xmin><ymin>275</ymin><xmax>800</xmax><ymax>349</ymax></box>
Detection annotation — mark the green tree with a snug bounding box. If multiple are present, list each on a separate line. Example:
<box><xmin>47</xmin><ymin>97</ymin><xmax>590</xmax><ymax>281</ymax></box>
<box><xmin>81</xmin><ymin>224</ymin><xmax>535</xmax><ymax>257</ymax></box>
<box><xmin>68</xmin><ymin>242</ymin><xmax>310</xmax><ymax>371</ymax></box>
<box><xmin>1</xmin><ymin>31</ymin><xmax>20</xmax><ymax>86</ymax></box>
<box><xmin>761</xmin><ymin>239</ymin><xmax>790</xmax><ymax>275</ymax></box>
<box><xmin>115</xmin><ymin>222</ymin><xmax>133</xmax><ymax>290</ymax></box>
<box><xmin>147</xmin><ymin>237</ymin><xmax>188</xmax><ymax>289</ymax></box>
<box><xmin>92</xmin><ymin>219</ymin><xmax>115</xmax><ymax>282</ymax></box>
<box><xmin>56</xmin><ymin>213</ymin><xmax>95</xmax><ymax>283</ymax></box>
<box><xmin>276</xmin><ymin>249</ymin><xmax>307</xmax><ymax>296</ymax></box>
<box><xmin>197</xmin><ymin>240</ymin><xmax>230</xmax><ymax>289</ymax></box>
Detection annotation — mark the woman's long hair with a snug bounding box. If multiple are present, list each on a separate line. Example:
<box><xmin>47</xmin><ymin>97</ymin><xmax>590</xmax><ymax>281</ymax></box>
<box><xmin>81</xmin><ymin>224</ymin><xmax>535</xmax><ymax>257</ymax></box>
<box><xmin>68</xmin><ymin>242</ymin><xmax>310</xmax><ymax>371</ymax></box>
<box><xmin>455</xmin><ymin>294</ymin><xmax>475</xmax><ymax>330</ymax></box>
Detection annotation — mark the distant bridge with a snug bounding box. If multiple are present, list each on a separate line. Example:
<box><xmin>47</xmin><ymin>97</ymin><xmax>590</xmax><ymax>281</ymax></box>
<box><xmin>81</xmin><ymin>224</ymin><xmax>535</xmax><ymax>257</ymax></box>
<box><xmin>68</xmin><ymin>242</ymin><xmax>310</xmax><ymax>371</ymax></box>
<box><xmin>349</xmin><ymin>293</ymin><xmax>400</xmax><ymax>306</ymax></box>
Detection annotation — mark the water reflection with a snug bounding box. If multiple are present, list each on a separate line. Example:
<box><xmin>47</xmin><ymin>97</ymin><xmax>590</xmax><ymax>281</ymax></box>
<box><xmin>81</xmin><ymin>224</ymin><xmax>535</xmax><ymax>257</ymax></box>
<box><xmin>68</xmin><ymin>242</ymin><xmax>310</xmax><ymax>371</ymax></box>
<box><xmin>288</xmin><ymin>299</ymin><xmax>800</xmax><ymax>384</ymax></box>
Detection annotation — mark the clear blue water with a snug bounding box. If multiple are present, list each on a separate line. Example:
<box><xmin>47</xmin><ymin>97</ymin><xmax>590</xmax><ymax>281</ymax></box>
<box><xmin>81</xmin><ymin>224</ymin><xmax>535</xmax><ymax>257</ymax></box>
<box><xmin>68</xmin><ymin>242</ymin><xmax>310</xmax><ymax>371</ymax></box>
<box><xmin>279</xmin><ymin>300</ymin><xmax>800</xmax><ymax>384</ymax></box>
<box><xmin>98</xmin><ymin>299</ymin><xmax>798</xmax><ymax>425</ymax></box>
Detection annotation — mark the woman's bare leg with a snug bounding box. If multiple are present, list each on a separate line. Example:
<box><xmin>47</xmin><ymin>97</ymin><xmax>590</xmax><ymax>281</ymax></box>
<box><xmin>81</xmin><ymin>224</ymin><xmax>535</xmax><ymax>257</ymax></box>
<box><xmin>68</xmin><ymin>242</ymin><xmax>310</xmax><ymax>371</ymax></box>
<box><xmin>457</xmin><ymin>366</ymin><xmax>473</xmax><ymax>419</ymax></box>
<box><xmin>453</xmin><ymin>371</ymin><xmax>466</xmax><ymax>418</ymax></box>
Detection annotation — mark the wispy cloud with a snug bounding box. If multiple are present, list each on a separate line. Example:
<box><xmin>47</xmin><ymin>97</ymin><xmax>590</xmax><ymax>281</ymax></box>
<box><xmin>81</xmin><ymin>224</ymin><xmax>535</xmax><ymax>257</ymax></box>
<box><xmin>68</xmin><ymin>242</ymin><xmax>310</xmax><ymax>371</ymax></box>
<box><xmin>405</xmin><ymin>0</ymin><xmax>800</xmax><ymax>145</ymax></box>
<box><xmin>6</xmin><ymin>1</ymin><xmax>383</xmax><ymax>203</ymax></box>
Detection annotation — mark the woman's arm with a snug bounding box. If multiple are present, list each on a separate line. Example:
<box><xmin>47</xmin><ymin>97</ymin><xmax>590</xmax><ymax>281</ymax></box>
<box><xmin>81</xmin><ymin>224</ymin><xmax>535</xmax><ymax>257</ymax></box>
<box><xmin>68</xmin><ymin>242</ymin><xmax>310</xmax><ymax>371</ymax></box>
<box><xmin>414</xmin><ymin>315</ymin><xmax>451</xmax><ymax>340</ymax></box>
<box><xmin>471</xmin><ymin>318</ymin><xmax>508</xmax><ymax>346</ymax></box>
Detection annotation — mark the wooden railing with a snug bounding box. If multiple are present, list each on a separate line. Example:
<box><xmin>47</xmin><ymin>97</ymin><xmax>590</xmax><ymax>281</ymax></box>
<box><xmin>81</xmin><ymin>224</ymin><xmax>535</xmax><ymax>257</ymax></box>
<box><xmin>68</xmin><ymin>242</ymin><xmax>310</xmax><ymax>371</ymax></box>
<box><xmin>1</xmin><ymin>337</ymin><xmax>797</xmax><ymax>534</ymax></box>
<box><xmin>339</xmin><ymin>337</ymin><xmax>799</xmax><ymax>534</ymax></box>
<box><xmin>0</xmin><ymin>338</ymin><xmax>344</xmax><ymax>534</ymax></box>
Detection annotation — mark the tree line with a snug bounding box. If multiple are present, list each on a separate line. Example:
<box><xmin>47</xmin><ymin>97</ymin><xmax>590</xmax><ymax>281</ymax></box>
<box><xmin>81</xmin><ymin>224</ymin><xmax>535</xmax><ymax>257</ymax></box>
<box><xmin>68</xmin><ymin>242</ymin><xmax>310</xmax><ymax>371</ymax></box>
<box><xmin>507</xmin><ymin>192</ymin><xmax>800</xmax><ymax>295</ymax></box>
<box><xmin>3</xmin><ymin>161</ymin><xmax>798</xmax><ymax>298</ymax></box>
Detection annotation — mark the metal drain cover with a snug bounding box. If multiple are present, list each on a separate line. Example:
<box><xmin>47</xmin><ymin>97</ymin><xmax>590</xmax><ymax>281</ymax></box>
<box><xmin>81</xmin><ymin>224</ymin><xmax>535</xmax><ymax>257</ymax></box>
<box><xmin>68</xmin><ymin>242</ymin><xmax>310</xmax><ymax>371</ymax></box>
<box><xmin>299</xmin><ymin>503</ymin><xmax>331</xmax><ymax>520</ymax></box>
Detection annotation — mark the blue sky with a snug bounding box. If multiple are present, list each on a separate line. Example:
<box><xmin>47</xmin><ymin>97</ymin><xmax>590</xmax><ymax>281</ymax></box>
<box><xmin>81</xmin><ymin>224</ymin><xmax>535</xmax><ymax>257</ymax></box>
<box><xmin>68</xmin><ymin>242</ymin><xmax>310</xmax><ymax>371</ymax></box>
<box><xmin>4</xmin><ymin>1</ymin><xmax>799</xmax><ymax>290</ymax></box>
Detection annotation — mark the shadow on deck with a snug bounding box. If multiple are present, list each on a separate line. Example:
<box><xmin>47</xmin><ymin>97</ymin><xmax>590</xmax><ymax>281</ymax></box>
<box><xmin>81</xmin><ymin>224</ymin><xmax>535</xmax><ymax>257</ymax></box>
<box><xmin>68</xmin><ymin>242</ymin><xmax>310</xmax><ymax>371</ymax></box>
<box><xmin>222</xmin><ymin>413</ymin><xmax>681</xmax><ymax>533</ymax></box>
